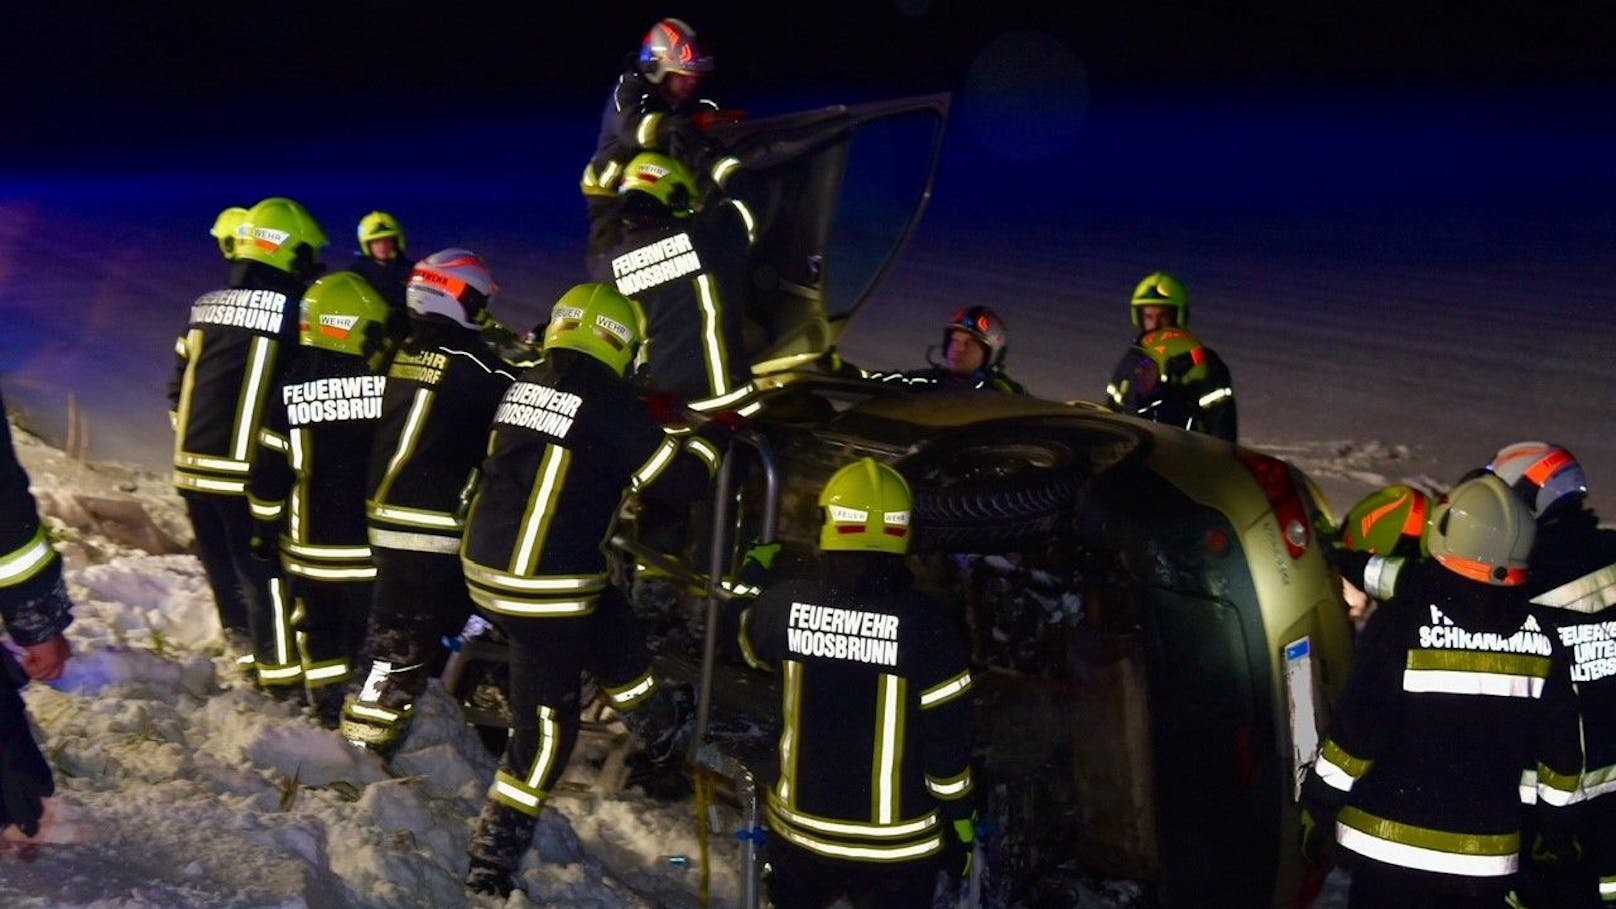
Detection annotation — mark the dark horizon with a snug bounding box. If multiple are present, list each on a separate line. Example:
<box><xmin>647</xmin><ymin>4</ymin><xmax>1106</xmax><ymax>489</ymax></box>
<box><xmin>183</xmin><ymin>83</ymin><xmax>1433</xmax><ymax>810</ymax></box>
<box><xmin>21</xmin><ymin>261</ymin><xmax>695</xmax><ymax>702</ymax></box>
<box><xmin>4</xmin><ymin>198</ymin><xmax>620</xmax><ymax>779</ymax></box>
<box><xmin>8</xmin><ymin>0</ymin><xmax>1616</xmax><ymax>162</ymax></box>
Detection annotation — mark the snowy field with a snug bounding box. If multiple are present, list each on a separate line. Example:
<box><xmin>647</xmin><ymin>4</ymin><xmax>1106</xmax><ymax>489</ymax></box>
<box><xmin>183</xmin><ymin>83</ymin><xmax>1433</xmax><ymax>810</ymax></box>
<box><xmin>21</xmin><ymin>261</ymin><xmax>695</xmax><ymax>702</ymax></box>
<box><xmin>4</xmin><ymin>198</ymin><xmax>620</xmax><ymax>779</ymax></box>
<box><xmin>0</xmin><ymin>81</ymin><xmax>1610</xmax><ymax>908</ymax></box>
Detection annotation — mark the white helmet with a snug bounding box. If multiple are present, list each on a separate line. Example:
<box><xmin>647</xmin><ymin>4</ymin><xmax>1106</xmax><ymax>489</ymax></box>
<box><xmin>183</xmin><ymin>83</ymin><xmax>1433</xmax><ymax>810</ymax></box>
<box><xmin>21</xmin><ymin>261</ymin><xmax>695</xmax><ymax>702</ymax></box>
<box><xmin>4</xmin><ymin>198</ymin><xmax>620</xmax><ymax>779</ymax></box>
<box><xmin>1487</xmin><ymin>441</ymin><xmax>1587</xmax><ymax>519</ymax></box>
<box><xmin>405</xmin><ymin>248</ymin><xmax>497</xmax><ymax>328</ymax></box>
<box><xmin>1427</xmin><ymin>474</ymin><xmax>1535</xmax><ymax>586</ymax></box>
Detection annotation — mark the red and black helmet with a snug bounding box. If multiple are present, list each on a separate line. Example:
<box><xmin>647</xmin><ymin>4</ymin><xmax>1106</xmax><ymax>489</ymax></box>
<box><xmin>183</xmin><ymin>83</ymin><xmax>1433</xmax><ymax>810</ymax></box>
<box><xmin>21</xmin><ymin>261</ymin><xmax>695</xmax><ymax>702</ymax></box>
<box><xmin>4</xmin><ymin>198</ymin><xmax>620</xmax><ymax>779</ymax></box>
<box><xmin>943</xmin><ymin>306</ymin><xmax>1008</xmax><ymax>366</ymax></box>
<box><xmin>638</xmin><ymin>18</ymin><xmax>715</xmax><ymax>85</ymax></box>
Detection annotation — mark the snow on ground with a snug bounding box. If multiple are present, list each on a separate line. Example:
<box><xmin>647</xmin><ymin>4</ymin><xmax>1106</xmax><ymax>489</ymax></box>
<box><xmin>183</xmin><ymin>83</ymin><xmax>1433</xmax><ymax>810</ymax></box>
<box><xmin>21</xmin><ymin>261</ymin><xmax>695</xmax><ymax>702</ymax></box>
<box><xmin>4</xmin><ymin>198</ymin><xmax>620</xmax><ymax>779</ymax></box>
<box><xmin>1</xmin><ymin>426</ymin><xmax>756</xmax><ymax>909</ymax></box>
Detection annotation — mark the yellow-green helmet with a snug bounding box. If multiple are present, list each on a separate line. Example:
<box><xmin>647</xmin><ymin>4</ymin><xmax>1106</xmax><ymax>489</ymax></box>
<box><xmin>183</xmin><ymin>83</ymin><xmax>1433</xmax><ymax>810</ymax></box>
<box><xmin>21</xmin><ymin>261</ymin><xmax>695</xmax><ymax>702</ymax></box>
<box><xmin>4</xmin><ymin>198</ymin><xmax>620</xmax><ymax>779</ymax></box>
<box><xmin>1131</xmin><ymin>271</ymin><xmax>1189</xmax><ymax>329</ymax></box>
<box><xmin>1427</xmin><ymin>473</ymin><xmax>1534</xmax><ymax>586</ymax></box>
<box><xmin>1135</xmin><ymin>327</ymin><xmax>1209</xmax><ymax>385</ymax></box>
<box><xmin>542</xmin><ymin>283</ymin><xmax>644</xmax><ymax>376</ymax></box>
<box><xmin>356</xmin><ymin>210</ymin><xmax>406</xmax><ymax>256</ymax></box>
<box><xmin>818</xmin><ymin>458</ymin><xmax>913</xmax><ymax>555</ymax></box>
<box><xmin>211</xmin><ymin>206</ymin><xmax>249</xmax><ymax>260</ymax></box>
<box><xmin>620</xmin><ymin>151</ymin><xmax>698</xmax><ymax>216</ymax></box>
<box><xmin>298</xmin><ymin>272</ymin><xmax>393</xmax><ymax>366</ymax></box>
<box><xmin>1340</xmin><ymin>484</ymin><xmax>1430</xmax><ymax>559</ymax></box>
<box><xmin>239</xmin><ymin>197</ymin><xmax>329</xmax><ymax>275</ymax></box>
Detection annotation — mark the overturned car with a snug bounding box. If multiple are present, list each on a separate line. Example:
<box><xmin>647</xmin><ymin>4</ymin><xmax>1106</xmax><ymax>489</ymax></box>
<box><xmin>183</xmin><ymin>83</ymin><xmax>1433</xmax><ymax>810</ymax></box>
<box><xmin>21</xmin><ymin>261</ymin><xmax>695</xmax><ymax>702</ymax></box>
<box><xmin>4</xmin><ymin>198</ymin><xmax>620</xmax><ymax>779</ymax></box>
<box><xmin>460</xmin><ymin>94</ymin><xmax>1357</xmax><ymax>908</ymax></box>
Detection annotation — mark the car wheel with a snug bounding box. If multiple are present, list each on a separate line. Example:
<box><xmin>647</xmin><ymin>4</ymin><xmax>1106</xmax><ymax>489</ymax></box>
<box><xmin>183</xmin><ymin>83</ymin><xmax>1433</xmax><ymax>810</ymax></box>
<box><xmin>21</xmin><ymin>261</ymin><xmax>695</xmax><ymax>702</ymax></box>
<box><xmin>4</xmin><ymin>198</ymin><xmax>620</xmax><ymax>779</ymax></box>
<box><xmin>909</xmin><ymin>440</ymin><xmax>1080</xmax><ymax>552</ymax></box>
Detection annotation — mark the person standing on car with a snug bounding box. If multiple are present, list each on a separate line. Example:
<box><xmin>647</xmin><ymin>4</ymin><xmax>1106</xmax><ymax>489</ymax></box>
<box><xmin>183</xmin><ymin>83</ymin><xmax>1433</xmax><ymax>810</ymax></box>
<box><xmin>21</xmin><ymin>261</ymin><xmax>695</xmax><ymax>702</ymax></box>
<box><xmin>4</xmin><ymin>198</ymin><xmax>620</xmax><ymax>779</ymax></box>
<box><xmin>1486</xmin><ymin>441</ymin><xmax>1616</xmax><ymax>908</ymax></box>
<box><xmin>337</xmin><ymin>249</ymin><xmax>518</xmax><ymax>755</ymax></box>
<box><xmin>582</xmin><ymin>17</ymin><xmax>741</xmax><ymax>260</ymax></box>
<box><xmin>1104</xmin><ymin>272</ymin><xmax>1237</xmax><ymax>442</ymax></box>
<box><xmin>1302</xmin><ymin>473</ymin><xmax>1584</xmax><ymax>909</ymax></box>
<box><xmin>730</xmin><ymin>457</ymin><xmax>977</xmax><ymax>909</ymax></box>
<box><xmin>169</xmin><ymin>197</ymin><xmax>328</xmax><ymax>683</ymax></box>
<box><xmin>459</xmin><ymin>283</ymin><xmax>731</xmax><ymax>898</ymax></box>
<box><xmin>247</xmin><ymin>272</ymin><xmax>397</xmax><ymax>724</ymax></box>
<box><xmin>0</xmin><ymin>385</ymin><xmax>73</xmax><ymax>840</ymax></box>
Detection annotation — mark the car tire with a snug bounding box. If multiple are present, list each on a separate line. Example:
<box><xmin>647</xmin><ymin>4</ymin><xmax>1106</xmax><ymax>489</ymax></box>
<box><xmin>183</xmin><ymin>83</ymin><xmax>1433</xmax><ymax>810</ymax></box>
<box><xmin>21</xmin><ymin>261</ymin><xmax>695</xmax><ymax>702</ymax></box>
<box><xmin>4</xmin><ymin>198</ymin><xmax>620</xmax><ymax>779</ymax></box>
<box><xmin>909</xmin><ymin>440</ymin><xmax>1080</xmax><ymax>552</ymax></box>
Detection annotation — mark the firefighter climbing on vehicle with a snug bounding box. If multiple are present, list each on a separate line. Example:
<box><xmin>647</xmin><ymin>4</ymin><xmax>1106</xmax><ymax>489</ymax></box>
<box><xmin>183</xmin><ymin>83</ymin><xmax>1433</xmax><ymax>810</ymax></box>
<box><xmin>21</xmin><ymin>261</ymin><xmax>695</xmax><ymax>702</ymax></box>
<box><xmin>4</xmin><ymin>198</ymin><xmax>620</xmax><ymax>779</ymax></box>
<box><xmin>459</xmin><ymin>283</ymin><xmax>734</xmax><ymax>898</ymax></box>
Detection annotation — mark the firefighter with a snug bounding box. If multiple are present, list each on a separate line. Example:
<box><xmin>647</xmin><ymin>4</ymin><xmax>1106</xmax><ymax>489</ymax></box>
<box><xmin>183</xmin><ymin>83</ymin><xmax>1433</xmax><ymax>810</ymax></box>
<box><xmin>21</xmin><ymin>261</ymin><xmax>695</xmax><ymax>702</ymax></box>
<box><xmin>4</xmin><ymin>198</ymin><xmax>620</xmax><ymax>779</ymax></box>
<box><xmin>581</xmin><ymin>17</ymin><xmax>738</xmax><ymax>260</ymax></box>
<box><xmin>348</xmin><ymin>210</ymin><xmax>414</xmax><ymax>331</ymax></box>
<box><xmin>169</xmin><ymin>197</ymin><xmax>328</xmax><ymax>686</ymax></box>
<box><xmin>874</xmin><ymin>305</ymin><xmax>1026</xmax><ymax>394</ymax></box>
<box><xmin>247</xmin><ymin>272</ymin><xmax>397</xmax><ymax>724</ymax></box>
<box><xmin>1488</xmin><ymin>441</ymin><xmax>1616</xmax><ymax>907</ymax></box>
<box><xmin>1104</xmin><ymin>272</ymin><xmax>1237</xmax><ymax>442</ymax></box>
<box><xmin>1303</xmin><ymin>473</ymin><xmax>1584</xmax><ymax>908</ymax></box>
<box><xmin>1335</xmin><ymin>483</ymin><xmax>1431</xmax><ymax>629</ymax></box>
<box><xmin>733</xmin><ymin>458</ymin><xmax>977</xmax><ymax>909</ymax></box>
<box><xmin>338</xmin><ymin>249</ymin><xmax>518</xmax><ymax>755</ymax></box>
<box><xmin>0</xmin><ymin>387</ymin><xmax>73</xmax><ymax>839</ymax></box>
<box><xmin>459</xmin><ymin>283</ymin><xmax>730</xmax><ymax>898</ymax></box>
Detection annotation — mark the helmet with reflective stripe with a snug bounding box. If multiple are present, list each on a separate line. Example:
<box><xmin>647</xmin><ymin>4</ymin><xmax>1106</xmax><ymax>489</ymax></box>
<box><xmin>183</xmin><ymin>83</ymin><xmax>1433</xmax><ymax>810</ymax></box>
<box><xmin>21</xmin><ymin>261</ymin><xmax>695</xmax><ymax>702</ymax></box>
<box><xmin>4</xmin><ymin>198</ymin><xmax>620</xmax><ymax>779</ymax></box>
<box><xmin>1135</xmin><ymin>327</ymin><xmax>1209</xmax><ymax>384</ymax></box>
<box><xmin>1487</xmin><ymin>441</ymin><xmax>1587</xmax><ymax>519</ymax></box>
<box><xmin>818</xmin><ymin>458</ymin><xmax>913</xmax><ymax>555</ymax></box>
<box><xmin>406</xmin><ymin>248</ymin><xmax>497</xmax><ymax>328</ymax></box>
<box><xmin>621</xmin><ymin>152</ymin><xmax>698</xmax><ymax>217</ymax></box>
<box><xmin>1341</xmin><ymin>484</ymin><xmax>1430</xmax><ymax>559</ymax></box>
<box><xmin>1131</xmin><ymin>271</ymin><xmax>1189</xmax><ymax>329</ymax></box>
<box><xmin>639</xmin><ymin>17</ymin><xmax>715</xmax><ymax>85</ymax></box>
<box><xmin>542</xmin><ymin>283</ymin><xmax>644</xmax><ymax>377</ymax></box>
<box><xmin>943</xmin><ymin>306</ymin><xmax>1008</xmax><ymax>367</ymax></box>
<box><xmin>238</xmin><ymin>197</ymin><xmax>329</xmax><ymax>275</ymax></box>
<box><xmin>356</xmin><ymin>211</ymin><xmax>406</xmax><ymax>256</ymax></box>
<box><xmin>1427</xmin><ymin>473</ymin><xmax>1534</xmax><ymax>586</ymax></box>
<box><xmin>298</xmin><ymin>272</ymin><xmax>392</xmax><ymax>365</ymax></box>
<box><xmin>211</xmin><ymin>206</ymin><xmax>249</xmax><ymax>260</ymax></box>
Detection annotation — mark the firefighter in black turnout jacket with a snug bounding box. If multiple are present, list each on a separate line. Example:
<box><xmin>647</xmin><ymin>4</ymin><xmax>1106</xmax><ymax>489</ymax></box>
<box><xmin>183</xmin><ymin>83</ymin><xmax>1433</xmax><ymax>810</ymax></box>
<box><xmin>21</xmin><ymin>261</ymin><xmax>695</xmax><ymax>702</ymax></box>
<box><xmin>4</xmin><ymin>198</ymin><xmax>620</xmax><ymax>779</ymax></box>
<box><xmin>589</xmin><ymin>150</ymin><xmax>754</xmax><ymax>410</ymax></box>
<box><xmin>582</xmin><ymin>17</ymin><xmax>733</xmax><ymax>259</ymax></box>
<box><xmin>735</xmin><ymin>458</ymin><xmax>977</xmax><ymax>909</ymax></box>
<box><xmin>338</xmin><ymin>250</ymin><xmax>517</xmax><ymax>754</ymax></box>
<box><xmin>460</xmin><ymin>283</ymin><xmax>726</xmax><ymax>898</ymax></box>
<box><xmin>0</xmin><ymin>387</ymin><xmax>73</xmax><ymax>838</ymax></box>
<box><xmin>247</xmin><ymin>273</ymin><xmax>396</xmax><ymax>719</ymax></box>
<box><xmin>1488</xmin><ymin>441</ymin><xmax>1616</xmax><ymax>906</ymax></box>
<box><xmin>1303</xmin><ymin>473</ymin><xmax>1584</xmax><ymax>908</ymax></box>
<box><xmin>169</xmin><ymin>197</ymin><xmax>328</xmax><ymax>680</ymax></box>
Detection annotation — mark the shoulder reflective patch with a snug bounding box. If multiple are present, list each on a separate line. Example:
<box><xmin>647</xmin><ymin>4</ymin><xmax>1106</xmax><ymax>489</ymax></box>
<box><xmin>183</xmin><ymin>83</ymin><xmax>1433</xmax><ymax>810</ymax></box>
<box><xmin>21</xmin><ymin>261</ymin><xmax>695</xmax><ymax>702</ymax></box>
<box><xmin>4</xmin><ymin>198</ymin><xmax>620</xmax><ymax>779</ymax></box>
<box><xmin>1532</xmin><ymin>563</ymin><xmax>1616</xmax><ymax>614</ymax></box>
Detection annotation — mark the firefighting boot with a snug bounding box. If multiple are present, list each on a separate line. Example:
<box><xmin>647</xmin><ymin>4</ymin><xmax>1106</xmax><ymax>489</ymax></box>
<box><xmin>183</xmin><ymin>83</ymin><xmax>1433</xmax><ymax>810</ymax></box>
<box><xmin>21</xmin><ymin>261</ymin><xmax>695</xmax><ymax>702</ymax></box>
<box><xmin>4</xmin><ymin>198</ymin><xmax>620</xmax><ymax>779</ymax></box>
<box><xmin>621</xmin><ymin>682</ymin><xmax>696</xmax><ymax>800</ymax></box>
<box><xmin>465</xmin><ymin>801</ymin><xmax>539</xmax><ymax>898</ymax></box>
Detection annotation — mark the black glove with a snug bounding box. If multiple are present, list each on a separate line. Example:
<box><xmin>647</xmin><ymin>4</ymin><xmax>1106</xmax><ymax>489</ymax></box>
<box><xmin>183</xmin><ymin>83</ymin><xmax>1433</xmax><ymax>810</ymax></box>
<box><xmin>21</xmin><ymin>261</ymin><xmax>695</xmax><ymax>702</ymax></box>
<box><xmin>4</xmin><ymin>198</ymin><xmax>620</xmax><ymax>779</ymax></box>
<box><xmin>1298</xmin><ymin>804</ymin><xmax>1335</xmax><ymax>867</ymax></box>
<box><xmin>0</xmin><ymin>687</ymin><xmax>55</xmax><ymax>838</ymax></box>
<box><xmin>692</xmin><ymin>415</ymin><xmax>737</xmax><ymax>450</ymax></box>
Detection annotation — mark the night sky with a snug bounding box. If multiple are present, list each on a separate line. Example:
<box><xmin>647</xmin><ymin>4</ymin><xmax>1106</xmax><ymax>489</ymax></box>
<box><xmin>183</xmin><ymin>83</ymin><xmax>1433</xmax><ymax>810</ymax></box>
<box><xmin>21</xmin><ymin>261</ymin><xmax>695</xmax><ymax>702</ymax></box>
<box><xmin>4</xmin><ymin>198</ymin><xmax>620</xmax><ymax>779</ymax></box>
<box><xmin>7</xmin><ymin>0</ymin><xmax>1615</xmax><ymax>163</ymax></box>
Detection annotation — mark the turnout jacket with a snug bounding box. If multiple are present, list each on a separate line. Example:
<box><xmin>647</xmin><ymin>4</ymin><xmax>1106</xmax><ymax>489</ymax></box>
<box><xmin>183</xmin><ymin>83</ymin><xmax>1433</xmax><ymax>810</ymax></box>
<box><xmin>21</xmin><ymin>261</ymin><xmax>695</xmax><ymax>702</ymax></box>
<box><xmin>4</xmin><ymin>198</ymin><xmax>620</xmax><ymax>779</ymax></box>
<box><xmin>1303</xmin><ymin>559</ymin><xmax>1583</xmax><ymax>880</ymax></box>
<box><xmin>248</xmin><ymin>349</ymin><xmax>388</xmax><ymax>583</ymax></box>
<box><xmin>169</xmin><ymin>261</ymin><xmax>308</xmax><ymax>496</ymax></box>
<box><xmin>581</xmin><ymin>63</ymin><xmax>721</xmax><ymax>203</ymax></box>
<box><xmin>1525</xmin><ymin>508</ymin><xmax>1616</xmax><ymax>813</ymax></box>
<box><xmin>365</xmin><ymin>317</ymin><xmax>516</xmax><ymax>556</ymax></box>
<box><xmin>737</xmin><ymin>561</ymin><xmax>976</xmax><ymax>864</ymax></box>
<box><xmin>460</xmin><ymin>350</ymin><xmax>721</xmax><ymax>618</ymax></box>
<box><xmin>0</xmin><ymin>389</ymin><xmax>71</xmax><ymax>646</ymax></box>
<box><xmin>590</xmin><ymin>197</ymin><xmax>756</xmax><ymax>408</ymax></box>
<box><xmin>1104</xmin><ymin>339</ymin><xmax>1237</xmax><ymax>443</ymax></box>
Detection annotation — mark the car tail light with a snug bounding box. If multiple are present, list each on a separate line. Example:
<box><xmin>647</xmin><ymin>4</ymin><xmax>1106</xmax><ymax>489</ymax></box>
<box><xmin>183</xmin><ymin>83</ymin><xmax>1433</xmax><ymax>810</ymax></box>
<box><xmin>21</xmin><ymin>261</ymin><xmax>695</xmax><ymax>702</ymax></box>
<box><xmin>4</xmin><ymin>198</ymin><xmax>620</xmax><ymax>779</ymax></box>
<box><xmin>1235</xmin><ymin>450</ymin><xmax>1311</xmax><ymax>559</ymax></box>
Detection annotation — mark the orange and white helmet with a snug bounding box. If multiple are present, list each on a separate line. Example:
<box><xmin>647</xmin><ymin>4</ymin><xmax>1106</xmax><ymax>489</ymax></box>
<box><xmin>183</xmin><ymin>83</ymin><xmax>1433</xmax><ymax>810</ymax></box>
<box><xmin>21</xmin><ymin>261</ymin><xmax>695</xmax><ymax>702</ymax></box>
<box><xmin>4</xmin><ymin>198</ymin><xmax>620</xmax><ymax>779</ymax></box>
<box><xmin>1487</xmin><ymin>441</ymin><xmax>1588</xmax><ymax>519</ymax></box>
